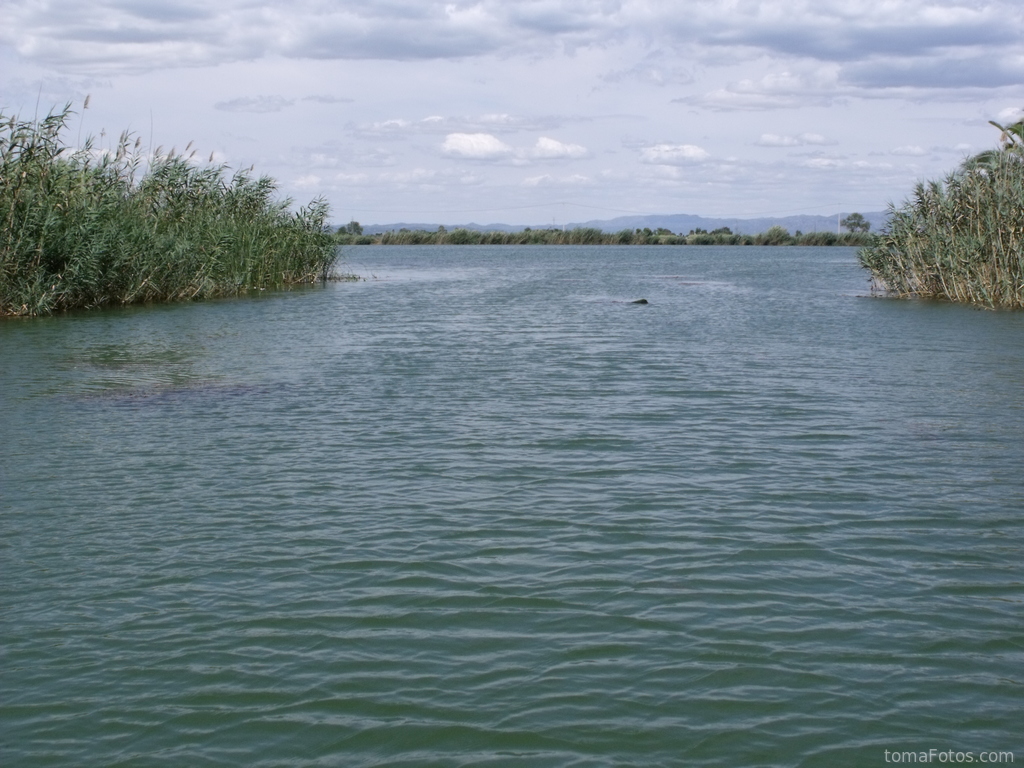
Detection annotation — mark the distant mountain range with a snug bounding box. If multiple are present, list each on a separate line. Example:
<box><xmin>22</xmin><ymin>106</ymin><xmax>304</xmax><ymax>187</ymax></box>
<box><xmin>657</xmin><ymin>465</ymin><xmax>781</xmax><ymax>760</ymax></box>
<box><xmin>359</xmin><ymin>211</ymin><xmax>889</xmax><ymax>236</ymax></box>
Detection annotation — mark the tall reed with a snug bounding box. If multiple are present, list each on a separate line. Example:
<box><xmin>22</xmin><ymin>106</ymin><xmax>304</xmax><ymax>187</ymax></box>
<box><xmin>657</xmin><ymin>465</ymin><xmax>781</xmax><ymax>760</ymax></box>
<box><xmin>1</xmin><ymin>105</ymin><xmax>337</xmax><ymax>316</ymax></box>
<box><xmin>860</xmin><ymin>139</ymin><xmax>1024</xmax><ymax>308</ymax></box>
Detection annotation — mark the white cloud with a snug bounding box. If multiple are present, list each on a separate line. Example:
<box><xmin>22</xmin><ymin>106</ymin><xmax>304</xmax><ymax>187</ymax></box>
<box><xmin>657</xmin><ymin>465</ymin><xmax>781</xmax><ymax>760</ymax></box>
<box><xmin>756</xmin><ymin>132</ymin><xmax>835</xmax><ymax>147</ymax></box>
<box><xmin>530</xmin><ymin>137</ymin><xmax>588</xmax><ymax>159</ymax></box>
<box><xmin>802</xmin><ymin>157</ymin><xmax>843</xmax><ymax>168</ymax></box>
<box><xmin>890</xmin><ymin>145</ymin><xmax>928</xmax><ymax>156</ymax></box>
<box><xmin>441</xmin><ymin>133</ymin><xmax>514</xmax><ymax>160</ymax></box>
<box><xmin>639</xmin><ymin>144</ymin><xmax>710</xmax><ymax>165</ymax></box>
<box><xmin>680</xmin><ymin>67</ymin><xmax>844</xmax><ymax>111</ymax></box>
<box><xmin>214</xmin><ymin>96</ymin><xmax>294</xmax><ymax>113</ymax></box>
<box><xmin>350</xmin><ymin>113</ymin><xmax>564</xmax><ymax>139</ymax></box>
<box><xmin>995</xmin><ymin>106</ymin><xmax>1024</xmax><ymax>124</ymax></box>
<box><xmin>521</xmin><ymin>173</ymin><xmax>591</xmax><ymax>187</ymax></box>
<box><xmin>438</xmin><ymin>133</ymin><xmax>587</xmax><ymax>162</ymax></box>
<box><xmin>756</xmin><ymin>134</ymin><xmax>802</xmax><ymax>147</ymax></box>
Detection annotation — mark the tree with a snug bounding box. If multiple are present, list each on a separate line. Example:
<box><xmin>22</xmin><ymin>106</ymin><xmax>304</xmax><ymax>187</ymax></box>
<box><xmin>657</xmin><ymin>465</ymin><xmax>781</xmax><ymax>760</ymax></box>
<box><xmin>841</xmin><ymin>212</ymin><xmax>870</xmax><ymax>233</ymax></box>
<box><xmin>344</xmin><ymin>220</ymin><xmax>363</xmax><ymax>235</ymax></box>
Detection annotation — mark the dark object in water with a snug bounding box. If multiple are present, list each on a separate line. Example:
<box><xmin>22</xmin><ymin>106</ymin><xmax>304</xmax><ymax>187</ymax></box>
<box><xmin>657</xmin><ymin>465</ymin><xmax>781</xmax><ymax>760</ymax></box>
<box><xmin>631</xmin><ymin>298</ymin><xmax>649</xmax><ymax>304</ymax></box>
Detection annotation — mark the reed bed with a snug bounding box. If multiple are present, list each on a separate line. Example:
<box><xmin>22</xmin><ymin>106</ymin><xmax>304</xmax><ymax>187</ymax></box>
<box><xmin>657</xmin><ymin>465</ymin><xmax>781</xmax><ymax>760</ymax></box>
<box><xmin>1</xmin><ymin>105</ymin><xmax>337</xmax><ymax>316</ymax></box>
<box><xmin>860</xmin><ymin>144</ymin><xmax>1024</xmax><ymax>309</ymax></box>
<box><xmin>339</xmin><ymin>226</ymin><xmax>871</xmax><ymax>247</ymax></box>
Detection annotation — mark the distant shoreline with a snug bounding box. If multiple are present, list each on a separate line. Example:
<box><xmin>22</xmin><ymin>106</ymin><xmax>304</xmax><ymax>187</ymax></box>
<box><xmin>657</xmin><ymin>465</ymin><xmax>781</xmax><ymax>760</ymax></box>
<box><xmin>334</xmin><ymin>226</ymin><xmax>873</xmax><ymax>247</ymax></box>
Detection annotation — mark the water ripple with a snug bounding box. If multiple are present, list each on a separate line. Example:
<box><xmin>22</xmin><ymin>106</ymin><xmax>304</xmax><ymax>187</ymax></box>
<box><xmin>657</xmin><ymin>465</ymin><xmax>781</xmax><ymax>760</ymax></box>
<box><xmin>2</xmin><ymin>246</ymin><xmax>1022</xmax><ymax>766</ymax></box>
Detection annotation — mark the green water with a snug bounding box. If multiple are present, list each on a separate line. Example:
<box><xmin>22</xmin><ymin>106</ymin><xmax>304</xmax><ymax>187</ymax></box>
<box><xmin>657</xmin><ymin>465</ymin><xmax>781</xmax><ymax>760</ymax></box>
<box><xmin>2</xmin><ymin>246</ymin><xmax>1021</xmax><ymax>766</ymax></box>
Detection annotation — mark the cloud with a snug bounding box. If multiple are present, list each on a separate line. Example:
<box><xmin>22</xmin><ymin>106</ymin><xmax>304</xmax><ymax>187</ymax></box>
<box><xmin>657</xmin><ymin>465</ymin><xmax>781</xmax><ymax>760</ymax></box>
<box><xmin>995</xmin><ymin>107</ymin><xmax>1024</xmax><ymax>124</ymax></box>
<box><xmin>890</xmin><ymin>145</ymin><xmax>928</xmax><ymax>156</ymax></box>
<box><xmin>442</xmin><ymin>133</ymin><xmax>514</xmax><ymax>160</ymax></box>
<box><xmin>530</xmin><ymin>137</ymin><xmax>588</xmax><ymax>159</ymax></box>
<box><xmin>302</xmin><ymin>95</ymin><xmax>354</xmax><ymax>104</ymax></box>
<box><xmin>351</xmin><ymin>167</ymin><xmax>483</xmax><ymax>189</ymax></box>
<box><xmin>802</xmin><ymin>157</ymin><xmax>843</xmax><ymax>169</ymax></box>
<box><xmin>440</xmin><ymin>133</ymin><xmax>588</xmax><ymax>162</ymax></box>
<box><xmin>214</xmin><ymin>96</ymin><xmax>295</xmax><ymax>113</ymax></box>
<box><xmin>331</xmin><ymin>172</ymin><xmax>372</xmax><ymax>185</ymax></box>
<box><xmin>639</xmin><ymin>144</ymin><xmax>710</xmax><ymax>165</ymax></box>
<box><xmin>756</xmin><ymin>132</ymin><xmax>835</xmax><ymax>147</ymax></box>
<box><xmin>601</xmin><ymin>50</ymin><xmax>694</xmax><ymax>86</ymax></box>
<box><xmin>350</xmin><ymin>113</ymin><xmax>564</xmax><ymax>139</ymax></box>
<box><xmin>521</xmin><ymin>173</ymin><xmax>591</xmax><ymax>187</ymax></box>
<box><xmin>679</xmin><ymin>68</ymin><xmax>844</xmax><ymax>111</ymax></box>
<box><xmin>841</xmin><ymin>55</ymin><xmax>1024</xmax><ymax>89</ymax></box>
<box><xmin>702</xmin><ymin>2</ymin><xmax>1013</xmax><ymax>63</ymax></box>
<box><xmin>5</xmin><ymin>0</ymin><xmax>1022</xmax><ymax>90</ymax></box>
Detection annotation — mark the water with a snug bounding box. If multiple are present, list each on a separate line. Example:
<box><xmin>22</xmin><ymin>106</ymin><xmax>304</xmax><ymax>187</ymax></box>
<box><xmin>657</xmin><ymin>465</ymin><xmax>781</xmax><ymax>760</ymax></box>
<box><xmin>2</xmin><ymin>246</ymin><xmax>1022</xmax><ymax>767</ymax></box>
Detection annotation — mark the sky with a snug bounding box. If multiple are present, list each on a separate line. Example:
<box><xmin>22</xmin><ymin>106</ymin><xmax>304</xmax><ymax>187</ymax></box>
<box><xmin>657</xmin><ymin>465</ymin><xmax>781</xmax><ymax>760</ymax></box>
<box><xmin>2</xmin><ymin>0</ymin><xmax>1023</xmax><ymax>227</ymax></box>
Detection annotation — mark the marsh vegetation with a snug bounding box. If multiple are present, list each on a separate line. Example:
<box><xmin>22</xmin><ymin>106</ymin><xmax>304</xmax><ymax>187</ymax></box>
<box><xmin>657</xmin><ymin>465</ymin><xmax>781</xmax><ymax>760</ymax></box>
<box><xmin>1</xmin><ymin>105</ymin><xmax>337</xmax><ymax>317</ymax></box>
<box><xmin>860</xmin><ymin>118</ymin><xmax>1024</xmax><ymax>309</ymax></box>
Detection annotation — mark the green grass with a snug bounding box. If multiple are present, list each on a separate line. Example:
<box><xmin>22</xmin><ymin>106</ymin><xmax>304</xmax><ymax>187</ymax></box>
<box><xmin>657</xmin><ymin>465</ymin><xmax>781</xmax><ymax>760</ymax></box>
<box><xmin>860</xmin><ymin>140</ymin><xmax>1024</xmax><ymax>309</ymax></box>
<box><xmin>1</xmin><ymin>105</ymin><xmax>338</xmax><ymax>316</ymax></box>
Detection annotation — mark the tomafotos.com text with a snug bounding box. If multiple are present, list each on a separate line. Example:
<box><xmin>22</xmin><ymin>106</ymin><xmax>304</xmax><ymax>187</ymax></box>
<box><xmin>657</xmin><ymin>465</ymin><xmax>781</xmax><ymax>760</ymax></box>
<box><xmin>885</xmin><ymin>751</ymin><xmax>1014</xmax><ymax>763</ymax></box>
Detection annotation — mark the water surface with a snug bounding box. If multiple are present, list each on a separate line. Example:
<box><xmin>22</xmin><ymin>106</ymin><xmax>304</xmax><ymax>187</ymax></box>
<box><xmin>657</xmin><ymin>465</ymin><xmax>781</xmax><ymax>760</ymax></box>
<box><xmin>2</xmin><ymin>246</ymin><xmax>1022</xmax><ymax>766</ymax></box>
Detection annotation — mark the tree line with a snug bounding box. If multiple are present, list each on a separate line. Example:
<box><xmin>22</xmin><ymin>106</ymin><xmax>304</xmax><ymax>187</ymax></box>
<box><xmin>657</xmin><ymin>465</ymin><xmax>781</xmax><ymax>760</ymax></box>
<box><xmin>334</xmin><ymin>222</ymin><xmax>874</xmax><ymax>247</ymax></box>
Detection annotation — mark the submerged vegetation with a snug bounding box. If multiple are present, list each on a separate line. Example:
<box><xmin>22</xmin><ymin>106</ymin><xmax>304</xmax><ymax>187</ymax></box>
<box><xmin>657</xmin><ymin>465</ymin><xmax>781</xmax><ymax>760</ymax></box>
<box><xmin>1</xmin><ymin>104</ymin><xmax>337</xmax><ymax>317</ymax></box>
<box><xmin>860</xmin><ymin>117</ymin><xmax>1024</xmax><ymax>309</ymax></box>
<box><xmin>336</xmin><ymin>224</ymin><xmax>873</xmax><ymax>247</ymax></box>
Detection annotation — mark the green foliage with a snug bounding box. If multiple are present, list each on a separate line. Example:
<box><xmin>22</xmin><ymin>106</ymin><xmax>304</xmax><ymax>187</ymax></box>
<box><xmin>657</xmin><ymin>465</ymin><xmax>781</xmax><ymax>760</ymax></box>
<box><xmin>840</xmin><ymin>213</ymin><xmax>871</xmax><ymax>233</ymax></box>
<box><xmin>860</xmin><ymin>143</ymin><xmax>1024</xmax><ymax>308</ymax></box>
<box><xmin>371</xmin><ymin>227</ymin><xmax>641</xmax><ymax>246</ymax></box>
<box><xmin>340</xmin><ymin>225</ymin><xmax>870</xmax><ymax>247</ymax></box>
<box><xmin>1</xmin><ymin>105</ymin><xmax>337</xmax><ymax>316</ymax></box>
<box><xmin>758</xmin><ymin>225</ymin><xmax>792</xmax><ymax>245</ymax></box>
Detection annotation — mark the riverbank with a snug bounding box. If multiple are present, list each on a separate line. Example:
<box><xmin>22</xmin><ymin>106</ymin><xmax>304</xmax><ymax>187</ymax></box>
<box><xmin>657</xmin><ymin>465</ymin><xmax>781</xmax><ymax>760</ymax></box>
<box><xmin>1</xmin><ymin>105</ymin><xmax>337</xmax><ymax>317</ymax></box>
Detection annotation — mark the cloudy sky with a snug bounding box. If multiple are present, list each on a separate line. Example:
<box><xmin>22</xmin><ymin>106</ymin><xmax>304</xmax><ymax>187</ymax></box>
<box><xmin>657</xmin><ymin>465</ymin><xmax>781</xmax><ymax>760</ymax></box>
<box><xmin>2</xmin><ymin>0</ymin><xmax>1023</xmax><ymax>226</ymax></box>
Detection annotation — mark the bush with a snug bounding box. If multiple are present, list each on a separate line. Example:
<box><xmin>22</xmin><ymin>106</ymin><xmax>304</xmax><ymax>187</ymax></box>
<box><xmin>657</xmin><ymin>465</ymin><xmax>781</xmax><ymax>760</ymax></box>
<box><xmin>756</xmin><ymin>226</ymin><xmax>793</xmax><ymax>245</ymax></box>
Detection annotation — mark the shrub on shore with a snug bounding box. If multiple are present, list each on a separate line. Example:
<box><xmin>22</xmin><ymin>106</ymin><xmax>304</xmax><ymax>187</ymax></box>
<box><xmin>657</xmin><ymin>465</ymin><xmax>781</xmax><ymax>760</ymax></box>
<box><xmin>860</xmin><ymin>118</ymin><xmax>1024</xmax><ymax>308</ymax></box>
<box><xmin>1</xmin><ymin>105</ymin><xmax>337</xmax><ymax>317</ymax></box>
